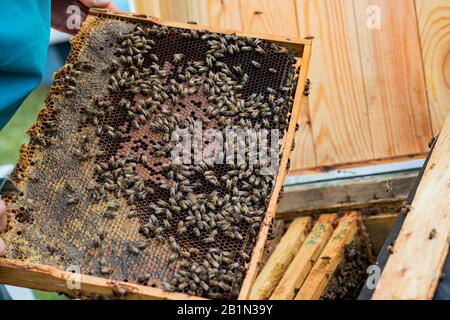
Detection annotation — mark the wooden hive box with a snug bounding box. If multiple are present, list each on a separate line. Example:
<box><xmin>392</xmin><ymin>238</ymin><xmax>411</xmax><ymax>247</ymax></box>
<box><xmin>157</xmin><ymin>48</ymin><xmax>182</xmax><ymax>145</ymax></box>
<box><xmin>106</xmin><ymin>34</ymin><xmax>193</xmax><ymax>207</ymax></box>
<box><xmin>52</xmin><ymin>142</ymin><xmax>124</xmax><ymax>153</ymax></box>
<box><xmin>0</xmin><ymin>9</ymin><xmax>312</xmax><ymax>300</ymax></box>
<box><xmin>250</xmin><ymin>211</ymin><xmax>376</xmax><ymax>300</ymax></box>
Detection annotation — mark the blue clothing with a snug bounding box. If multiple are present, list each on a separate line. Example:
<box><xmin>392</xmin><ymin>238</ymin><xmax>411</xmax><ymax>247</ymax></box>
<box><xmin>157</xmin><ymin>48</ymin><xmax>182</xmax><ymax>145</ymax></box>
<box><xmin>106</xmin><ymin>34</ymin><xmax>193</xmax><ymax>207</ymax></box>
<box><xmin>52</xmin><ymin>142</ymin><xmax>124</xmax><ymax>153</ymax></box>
<box><xmin>0</xmin><ymin>0</ymin><xmax>50</xmax><ymax>299</ymax></box>
<box><xmin>0</xmin><ymin>0</ymin><xmax>51</xmax><ymax>129</ymax></box>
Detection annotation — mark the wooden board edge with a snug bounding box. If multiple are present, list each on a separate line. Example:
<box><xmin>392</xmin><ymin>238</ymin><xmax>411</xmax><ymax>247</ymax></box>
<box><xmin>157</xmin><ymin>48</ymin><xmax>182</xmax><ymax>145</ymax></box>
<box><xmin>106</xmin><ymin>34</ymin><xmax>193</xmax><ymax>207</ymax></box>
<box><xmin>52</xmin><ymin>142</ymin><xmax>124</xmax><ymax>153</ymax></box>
<box><xmin>277</xmin><ymin>170</ymin><xmax>418</xmax><ymax>217</ymax></box>
<box><xmin>295</xmin><ymin>211</ymin><xmax>360</xmax><ymax>300</ymax></box>
<box><xmin>270</xmin><ymin>213</ymin><xmax>337</xmax><ymax>300</ymax></box>
<box><xmin>89</xmin><ymin>8</ymin><xmax>312</xmax><ymax>55</ymax></box>
<box><xmin>289</xmin><ymin>153</ymin><xmax>427</xmax><ymax>176</ymax></box>
<box><xmin>248</xmin><ymin>216</ymin><xmax>312</xmax><ymax>300</ymax></box>
<box><xmin>372</xmin><ymin>116</ymin><xmax>450</xmax><ymax>300</ymax></box>
<box><xmin>0</xmin><ymin>258</ymin><xmax>204</xmax><ymax>300</ymax></box>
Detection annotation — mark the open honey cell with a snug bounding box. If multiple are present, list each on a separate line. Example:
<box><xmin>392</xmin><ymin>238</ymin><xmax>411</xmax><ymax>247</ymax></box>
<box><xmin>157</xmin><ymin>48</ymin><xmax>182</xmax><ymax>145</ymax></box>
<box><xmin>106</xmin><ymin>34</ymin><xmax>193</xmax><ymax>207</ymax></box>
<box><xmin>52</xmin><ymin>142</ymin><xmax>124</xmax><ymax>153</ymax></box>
<box><xmin>0</xmin><ymin>9</ymin><xmax>312</xmax><ymax>299</ymax></box>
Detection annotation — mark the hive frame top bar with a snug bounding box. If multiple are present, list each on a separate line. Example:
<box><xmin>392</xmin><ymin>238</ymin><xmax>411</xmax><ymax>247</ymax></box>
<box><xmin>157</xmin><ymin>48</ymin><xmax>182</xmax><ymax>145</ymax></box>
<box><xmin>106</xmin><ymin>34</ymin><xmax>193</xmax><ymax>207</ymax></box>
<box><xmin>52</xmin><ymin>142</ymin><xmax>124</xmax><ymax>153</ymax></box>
<box><xmin>0</xmin><ymin>8</ymin><xmax>312</xmax><ymax>300</ymax></box>
<box><xmin>89</xmin><ymin>8</ymin><xmax>310</xmax><ymax>56</ymax></box>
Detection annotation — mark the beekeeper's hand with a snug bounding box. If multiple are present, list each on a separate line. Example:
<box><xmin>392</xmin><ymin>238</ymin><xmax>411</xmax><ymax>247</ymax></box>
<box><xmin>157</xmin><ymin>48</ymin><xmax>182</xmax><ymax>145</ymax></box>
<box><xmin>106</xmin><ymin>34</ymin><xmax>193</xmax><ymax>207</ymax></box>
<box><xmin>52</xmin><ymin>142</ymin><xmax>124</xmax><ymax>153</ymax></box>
<box><xmin>52</xmin><ymin>0</ymin><xmax>118</xmax><ymax>35</ymax></box>
<box><xmin>0</xmin><ymin>199</ymin><xmax>6</xmax><ymax>256</ymax></box>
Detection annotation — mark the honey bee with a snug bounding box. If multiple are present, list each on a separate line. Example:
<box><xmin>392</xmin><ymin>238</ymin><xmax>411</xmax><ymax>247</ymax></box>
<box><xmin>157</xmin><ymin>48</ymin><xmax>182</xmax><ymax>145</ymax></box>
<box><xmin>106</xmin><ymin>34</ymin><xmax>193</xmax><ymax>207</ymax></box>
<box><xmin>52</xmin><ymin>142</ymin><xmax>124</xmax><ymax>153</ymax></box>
<box><xmin>138</xmin><ymin>273</ymin><xmax>151</xmax><ymax>284</ymax></box>
<box><xmin>400</xmin><ymin>202</ymin><xmax>412</xmax><ymax>216</ymax></box>
<box><xmin>100</xmin><ymin>266</ymin><xmax>113</xmax><ymax>275</ymax></box>
<box><xmin>128</xmin><ymin>244</ymin><xmax>140</xmax><ymax>255</ymax></box>
<box><xmin>203</xmin><ymin>237</ymin><xmax>215</xmax><ymax>244</ymax></box>
<box><xmin>173</xmin><ymin>53</ymin><xmax>185</xmax><ymax>64</ymax></box>
<box><xmin>180</xmin><ymin>250</ymin><xmax>191</xmax><ymax>258</ymax></box>
<box><xmin>104</xmin><ymin>210</ymin><xmax>117</xmax><ymax>219</ymax></box>
<box><xmin>429</xmin><ymin>228</ymin><xmax>437</xmax><ymax>240</ymax></box>
<box><xmin>189</xmin><ymin>248</ymin><xmax>200</xmax><ymax>255</ymax></box>
<box><xmin>255</xmin><ymin>46</ymin><xmax>266</xmax><ymax>54</ymax></box>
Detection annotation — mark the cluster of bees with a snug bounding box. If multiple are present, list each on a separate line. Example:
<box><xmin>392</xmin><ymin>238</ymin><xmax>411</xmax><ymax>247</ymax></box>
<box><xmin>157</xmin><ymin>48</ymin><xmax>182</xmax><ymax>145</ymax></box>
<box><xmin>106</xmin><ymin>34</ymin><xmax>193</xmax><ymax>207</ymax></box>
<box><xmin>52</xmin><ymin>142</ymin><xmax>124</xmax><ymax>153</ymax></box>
<box><xmin>320</xmin><ymin>237</ymin><xmax>370</xmax><ymax>300</ymax></box>
<box><xmin>41</xmin><ymin>22</ymin><xmax>297</xmax><ymax>299</ymax></box>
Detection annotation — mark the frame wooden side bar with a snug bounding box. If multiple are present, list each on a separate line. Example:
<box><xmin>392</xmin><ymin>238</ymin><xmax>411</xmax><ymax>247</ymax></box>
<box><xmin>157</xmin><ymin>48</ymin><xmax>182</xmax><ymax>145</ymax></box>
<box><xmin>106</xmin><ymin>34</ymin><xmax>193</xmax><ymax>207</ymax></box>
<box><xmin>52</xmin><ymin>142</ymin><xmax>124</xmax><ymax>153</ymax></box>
<box><xmin>0</xmin><ymin>259</ymin><xmax>202</xmax><ymax>300</ymax></box>
<box><xmin>373</xmin><ymin>115</ymin><xmax>450</xmax><ymax>300</ymax></box>
<box><xmin>249</xmin><ymin>216</ymin><xmax>312</xmax><ymax>300</ymax></box>
<box><xmin>295</xmin><ymin>211</ymin><xmax>361</xmax><ymax>300</ymax></box>
<box><xmin>89</xmin><ymin>9</ymin><xmax>311</xmax><ymax>56</ymax></box>
<box><xmin>238</xmin><ymin>42</ymin><xmax>312</xmax><ymax>300</ymax></box>
<box><xmin>270</xmin><ymin>214</ymin><xmax>337</xmax><ymax>300</ymax></box>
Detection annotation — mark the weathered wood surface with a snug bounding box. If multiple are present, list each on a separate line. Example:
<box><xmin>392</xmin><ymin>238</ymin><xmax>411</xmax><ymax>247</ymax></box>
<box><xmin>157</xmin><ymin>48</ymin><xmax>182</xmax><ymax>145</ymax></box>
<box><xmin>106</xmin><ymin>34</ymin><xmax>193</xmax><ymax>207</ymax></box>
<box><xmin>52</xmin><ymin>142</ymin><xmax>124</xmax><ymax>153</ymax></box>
<box><xmin>270</xmin><ymin>214</ymin><xmax>337</xmax><ymax>300</ymax></box>
<box><xmin>249</xmin><ymin>216</ymin><xmax>312</xmax><ymax>300</ymax></box>
<box><xmin>296</xmin><ymin>0</ymin><xmax>374</xmax><ymax>167</ymax></box>
<box><xmin>133</xmin><ymin>0</ymin><xmax>438</xmax><ymax>172</ymax></box>
<box><xmin>277</xmin><ymin>171</ymin><xmax>418</xmax><ymax>218</ymax></box>
<box><xmin>353</xmin><ymin>0</ymin><xmax>432</xmax><ymax>159</ymax></box>
<box><xmin>0</xmin><ymin>259</ymin><xmax>203</xmax><ymax>300</ymax></box>
<box><xmin>373</xmin><ymin>116</ymin><xmax>450</xmax><ymax>300</ymax></box>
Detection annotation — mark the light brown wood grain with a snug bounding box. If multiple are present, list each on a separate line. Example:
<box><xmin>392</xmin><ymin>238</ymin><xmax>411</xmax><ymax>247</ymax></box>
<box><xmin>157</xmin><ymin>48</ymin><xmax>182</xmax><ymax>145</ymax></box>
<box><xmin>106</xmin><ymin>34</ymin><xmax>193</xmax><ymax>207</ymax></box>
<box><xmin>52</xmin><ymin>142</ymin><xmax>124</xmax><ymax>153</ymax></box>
<box><xmin>270</xmin><ymin>214</ymin><xmax>337</xmax><ymax>300</ymax></box>
<box><xmin>238</xmin><ymin>0</ymin><xmax>299</xmax><ymax>37</ymax></box>
<box><xmin>295</xmin><ymin>211</ymin><xmax>360</xmax><ymax>300</ymax></box>
<box><xmin>133</xmin><ymin>0</ymin><xmax>162</xmax><ymax>17</ymax></box>
<box><xmin>248</xmin><ymin>216</ymin><xmax>312</xmax><ymax>300</ymax></box>
<box><xmin>296</xmin><ymin>0</ymin><xmax>374</xmax><ymax>167</ymax></box>
<box><xmin>353</xmin><ymin>0</ymin><xmax>432</xmax><ymax>158</ymax></box>
<box><xmin>291</xmin><ymin>96</ymin><xmax>318</xmax><ymax>171</ymax></box>
<box><xmin>373</xmin><ymin>115</ymin><xmax>450</xmax><ymax>300</ymax></box>
<box><xmin>206</xmin><ymin>0</ymin><xmax>242</xmax><ymax>29</ymax></box>
<box><xmin>135</xmin><ymin>0</ymin><xmax>439</xmax><ymax>173</ymax></box>
<box><xmin>416</xmin><ymin>0</ymin><xmax>450</xmax><ymax>135</ymax></box>
<box><xmin>0</xmin><ymin>259</ymin><xmax>203</xmax><ymax>300</ymax></box>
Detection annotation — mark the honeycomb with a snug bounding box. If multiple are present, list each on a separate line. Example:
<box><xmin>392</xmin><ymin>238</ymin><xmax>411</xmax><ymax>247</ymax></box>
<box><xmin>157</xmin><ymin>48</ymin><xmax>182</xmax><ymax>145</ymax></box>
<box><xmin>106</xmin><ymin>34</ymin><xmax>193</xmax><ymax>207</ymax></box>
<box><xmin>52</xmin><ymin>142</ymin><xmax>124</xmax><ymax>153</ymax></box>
<box><xmin>0</xmin><ymin>11</ymin><xmax>301</xmax><ymax>299</ymax></box>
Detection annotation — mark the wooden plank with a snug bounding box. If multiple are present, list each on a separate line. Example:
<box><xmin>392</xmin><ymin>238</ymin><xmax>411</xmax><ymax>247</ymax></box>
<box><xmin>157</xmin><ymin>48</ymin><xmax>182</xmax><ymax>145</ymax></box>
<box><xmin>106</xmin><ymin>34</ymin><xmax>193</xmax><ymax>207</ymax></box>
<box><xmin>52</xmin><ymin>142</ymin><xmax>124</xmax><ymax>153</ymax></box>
<box><xmin>277</xmin><ymin>171</ymin><xmax>418</xmax><ymax>218</ymax></box>
<box><xmin>163</xmin><ymin>0</ymin><xmax>208</xmax><ymax>25</ymax></box>
<box><xmin>0</xmin><ymin>259</ymin><xmax>203</xmax><ymax>300</ymax></box>
<box><xmin>206</xmin><ymin>0</ymin><xmax>242</xmax><ymax>29</ymax></box>
<box><xmin>373</xmin><ymin>115</ymin><xmax>450</xmax><ymax>300</ymax></box>
<box><xmin>290</xmin><ymin>153</ymin><xmax>427</xmax><ymax>175</ymax></box>
<box><xmin>358</xmin><ymin>145</ymin><xmax>434</xmax><ymax>300</ymax></box>
<box><xmin>353</xmin><ymin>0</ymin><xmax>432</xmax><ymax>159</ymax></box>
<box><xmin>134</xmin><ymin>0</ymin><xmax>207</xmax><ymax>24</ymax></box>
<box><xmin>295</xmin><ymin>211</ymin><xmax>360</xmax><ymax>300</ymax></box>
<box><xmin>133</xmin><ymin>0</ymin><xmax>162</xmax><ymax>17</ymax></box>
<box><xmin>416</xmin><ymin>0</ymin><xmax>450</xmax><ymax>135</ymax></box>
<box><xmin>291</xmin><ymin>96</ymin><xmax>318</xmax><ymax>171</ymax></box>
<box><xmin>363</xmin><ymin>214</ymin><xmax>398</xmax><ymax>254</ymax></box>
<box><xmin>270</xmin><ymin>214</ymin><xmax>337</xmax><ymax>300</ymax></box>
<box><xmin>239</xmin><ymin>0</ymin><xmax>300</xmax><ymax>37</ymax></box>
<box><xmin>248</xmin><ymin>216</ymin><xmax>312</xmax><ymax>300</ymax></box>
<box><xmin>295</xmin><ymin>0</ymin><xmax>373</xmax><ymax>167</ymax></box>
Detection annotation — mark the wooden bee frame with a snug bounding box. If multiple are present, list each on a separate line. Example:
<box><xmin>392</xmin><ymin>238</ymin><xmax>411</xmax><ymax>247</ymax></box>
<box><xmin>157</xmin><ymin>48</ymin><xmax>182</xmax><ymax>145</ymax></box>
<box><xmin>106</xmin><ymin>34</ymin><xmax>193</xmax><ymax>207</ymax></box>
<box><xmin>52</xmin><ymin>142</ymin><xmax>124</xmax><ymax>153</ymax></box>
<box><xmin>0</xmin><ymin>9</ymin><xmax>311</xmax><ymax>300</ymax></box>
